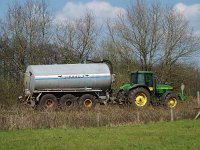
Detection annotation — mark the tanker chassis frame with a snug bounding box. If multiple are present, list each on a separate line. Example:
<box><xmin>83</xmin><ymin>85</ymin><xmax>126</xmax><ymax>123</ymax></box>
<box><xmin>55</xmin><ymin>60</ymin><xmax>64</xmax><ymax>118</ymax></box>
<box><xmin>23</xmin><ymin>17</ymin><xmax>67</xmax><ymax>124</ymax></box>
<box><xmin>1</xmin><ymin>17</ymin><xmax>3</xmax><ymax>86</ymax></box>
<box><xmin>24</xmin><ymin>88</ymin><xmax>111</xmax><ymax>110</ymax></box>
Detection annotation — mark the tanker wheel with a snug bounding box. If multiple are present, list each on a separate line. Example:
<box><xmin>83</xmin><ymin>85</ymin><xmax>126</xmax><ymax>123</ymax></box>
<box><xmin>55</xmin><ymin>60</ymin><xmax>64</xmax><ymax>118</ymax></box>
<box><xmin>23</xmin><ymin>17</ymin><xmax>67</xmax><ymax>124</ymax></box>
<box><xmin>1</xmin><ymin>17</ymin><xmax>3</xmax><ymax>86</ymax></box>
<box><xmin>60</xmin><ymin>94</ymin><xmax>77</xmax><ymax>109</ymax></box>
<box><xmin>38</xmin><ymin>94</ymin><xmax>58</xmax><ymax>111</ymax></box>
<box><xmin>129</xmin><ymin>88</ymin><xmax>150</xmax><ymax>108</ymax></box>
<box><xmin>165</xmin><ymin>93</ymin><xmax>178</xmax><ymax>108</ymax></box>
<box><xmin>79</xmin><ymin>94</ymin><xmax>96</xmax><ymax>109</ymax></box>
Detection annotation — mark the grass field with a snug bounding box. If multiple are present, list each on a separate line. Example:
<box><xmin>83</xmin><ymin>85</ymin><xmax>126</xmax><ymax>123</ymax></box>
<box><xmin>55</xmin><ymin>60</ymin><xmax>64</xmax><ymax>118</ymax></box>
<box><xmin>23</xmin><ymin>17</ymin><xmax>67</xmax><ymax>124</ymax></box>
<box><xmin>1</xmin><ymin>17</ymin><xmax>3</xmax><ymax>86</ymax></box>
<box><xmin>0</xmin><ymin>120</ymin><xmax>200</xmax><ymax>150</ymax></box>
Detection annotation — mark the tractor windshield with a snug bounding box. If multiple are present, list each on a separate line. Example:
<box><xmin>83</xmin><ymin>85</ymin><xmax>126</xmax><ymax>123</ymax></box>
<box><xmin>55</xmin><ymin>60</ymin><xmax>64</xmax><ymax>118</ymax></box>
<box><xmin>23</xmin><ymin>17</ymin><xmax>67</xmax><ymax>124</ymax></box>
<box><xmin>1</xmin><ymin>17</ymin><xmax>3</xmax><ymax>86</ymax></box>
<box><xmin>138</xmin><ymin>74</ymin><xmax>145</xmax><ymax>84</ymax></box>
<box><xmin>131</xmin><ymin>72</ymin><xmax>153</xmax><ymax>87</ymax></box>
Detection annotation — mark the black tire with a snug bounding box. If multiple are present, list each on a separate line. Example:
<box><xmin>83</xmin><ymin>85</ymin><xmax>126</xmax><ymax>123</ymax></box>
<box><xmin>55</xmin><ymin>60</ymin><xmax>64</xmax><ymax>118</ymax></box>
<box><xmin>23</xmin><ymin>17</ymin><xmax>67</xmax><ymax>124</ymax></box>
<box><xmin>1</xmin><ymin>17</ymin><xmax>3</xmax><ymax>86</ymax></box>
<box><xmin>129</xmin><ymin>87</ymin><xmax>150</xmax><ymax>108</ymax></box>
<box><xmin>117</xmin><ymin>91</ymin><xmax>130</xmax><ymax>108</ymax></box>
<box><xmin>116</xmin><ymin>91</ymin><xmax>126</xmax><ymax>103</ymax></box>
<box><xmin>79</xmin><ymin>94</ymin><xmax>96</xmax><ymax>108</ymax></box>
<box><xmin>165</xmin><ymin>93</ymin><xmax>178</xmax><ymax>108</ymax></box>
<box><xmin>60</xmin><ymin>94</ymin><xmax>77</xmax><ymax>109</ymax></box>
<box><xmin>38</xmin><ymin>94</ymin><xmax>58</xmax><ymax>111</ymax></box>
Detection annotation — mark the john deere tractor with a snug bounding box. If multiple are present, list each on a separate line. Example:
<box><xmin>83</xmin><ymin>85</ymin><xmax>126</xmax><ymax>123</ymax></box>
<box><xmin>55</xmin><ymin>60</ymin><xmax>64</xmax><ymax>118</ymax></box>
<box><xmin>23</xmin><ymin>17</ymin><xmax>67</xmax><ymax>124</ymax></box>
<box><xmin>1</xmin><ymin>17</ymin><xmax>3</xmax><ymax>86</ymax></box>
<box><xmin>117</xmin><ymin>71</ymin><xmax>180</xmax><ymax>108</ymax></box>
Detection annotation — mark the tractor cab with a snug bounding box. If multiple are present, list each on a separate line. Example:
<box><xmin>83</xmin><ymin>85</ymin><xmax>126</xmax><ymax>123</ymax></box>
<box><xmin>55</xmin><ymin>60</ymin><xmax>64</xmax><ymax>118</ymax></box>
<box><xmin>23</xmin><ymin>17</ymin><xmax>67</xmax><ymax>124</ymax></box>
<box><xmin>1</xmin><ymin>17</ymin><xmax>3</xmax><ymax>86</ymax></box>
<box><xmin>130</xmin><ymin>71</ymin><xmax>154</xmax><ymax>92</ymax></box>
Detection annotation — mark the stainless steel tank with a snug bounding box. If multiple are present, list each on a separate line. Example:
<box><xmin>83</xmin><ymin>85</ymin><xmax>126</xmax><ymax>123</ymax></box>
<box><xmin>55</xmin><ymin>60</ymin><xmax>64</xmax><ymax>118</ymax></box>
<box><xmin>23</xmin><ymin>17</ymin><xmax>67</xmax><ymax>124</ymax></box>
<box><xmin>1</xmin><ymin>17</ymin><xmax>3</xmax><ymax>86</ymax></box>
<box><xmin>24</xmin><ymin>63</ymin><xmax>112</xmax><ymax>94</ymax></box>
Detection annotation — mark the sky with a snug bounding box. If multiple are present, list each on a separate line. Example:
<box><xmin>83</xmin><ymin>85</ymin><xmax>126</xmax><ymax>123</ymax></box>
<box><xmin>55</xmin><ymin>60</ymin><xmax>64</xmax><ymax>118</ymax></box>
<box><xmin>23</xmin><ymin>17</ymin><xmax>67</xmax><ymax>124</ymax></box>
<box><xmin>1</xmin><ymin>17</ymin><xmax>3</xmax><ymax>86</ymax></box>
<box><xmin>0</xmin><ymin>0</ymin><xmax>200</xmax><ymax>63</ymax></box>
<box><xmin>54</xmin><ymin>0</ymin><xmax>200</xmax><ymax>34</ymax></box>
<box><xmin>1</xmin><ymin>0</ymin><xmax>200</xmax><ymax>33</ymax></box>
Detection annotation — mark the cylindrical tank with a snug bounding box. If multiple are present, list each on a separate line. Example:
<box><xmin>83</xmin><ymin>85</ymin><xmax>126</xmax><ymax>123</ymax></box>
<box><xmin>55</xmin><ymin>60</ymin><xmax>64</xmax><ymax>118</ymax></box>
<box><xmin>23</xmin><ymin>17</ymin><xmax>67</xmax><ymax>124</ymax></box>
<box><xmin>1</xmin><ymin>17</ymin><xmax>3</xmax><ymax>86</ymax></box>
<box><xmin>24</xmin><ymin>63</ymin><xmax>112</xmax><ymax>94</ymax></box>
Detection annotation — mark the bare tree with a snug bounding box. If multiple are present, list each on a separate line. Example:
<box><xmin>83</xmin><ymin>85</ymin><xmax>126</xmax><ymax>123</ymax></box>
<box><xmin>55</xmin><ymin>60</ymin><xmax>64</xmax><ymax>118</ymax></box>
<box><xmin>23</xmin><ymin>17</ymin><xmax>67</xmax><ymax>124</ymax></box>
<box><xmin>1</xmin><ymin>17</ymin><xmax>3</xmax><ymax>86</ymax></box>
<box><xmin>159</xmin><ymin>8</ymin><xmax>200</xmax><ymax>82</ymax></box>
<box><xmin>55</xmin><ymin>11</ymin><xmax>99</xmax><ymax>63</ymax></box>
<box><xmin>107</xmin><ymin>0</ymin><xmax>200</xmax><ymax>84</ymax></box>
<box><xmin>1</xmin><ymin>0</ymin><xmax>52</xmax><ymax>77</ymax></box>
<box><xmin>108</xmin><ymin>0</ymin><xmax>163</xmax><ymax>71</ymax></box>
<box><xmin>55</xmin><ymin>20</ymin><xmax>78</xmax><ymax>63</ymax></box>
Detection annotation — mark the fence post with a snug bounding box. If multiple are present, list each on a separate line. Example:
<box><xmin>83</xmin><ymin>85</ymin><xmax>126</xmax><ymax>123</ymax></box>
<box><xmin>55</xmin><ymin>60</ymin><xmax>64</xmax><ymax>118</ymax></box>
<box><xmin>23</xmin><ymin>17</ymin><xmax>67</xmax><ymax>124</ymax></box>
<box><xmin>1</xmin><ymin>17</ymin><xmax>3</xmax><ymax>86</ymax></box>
<box><xmin>137</xmin><ymin>111</ymin><xmax>140</xmax><ymax>123</ymax></box>
<box><xmin>170</xmin><ymin>108</ymin><xmax>174</xmax><ymax>122</ymax></box>
<box><xmin>194</xmin><ymin>91</ymin><xmax>200</xmax><ymax>119</ymax></box>
<box><xmin>197</xmin><ymin>91</ymin><xmax>200</xmax><ymax>107</ymax></box>
<box><xmin>97</xmin><ymin>113</ymin><xmax>100</xmax><ymax>127</ymax></box>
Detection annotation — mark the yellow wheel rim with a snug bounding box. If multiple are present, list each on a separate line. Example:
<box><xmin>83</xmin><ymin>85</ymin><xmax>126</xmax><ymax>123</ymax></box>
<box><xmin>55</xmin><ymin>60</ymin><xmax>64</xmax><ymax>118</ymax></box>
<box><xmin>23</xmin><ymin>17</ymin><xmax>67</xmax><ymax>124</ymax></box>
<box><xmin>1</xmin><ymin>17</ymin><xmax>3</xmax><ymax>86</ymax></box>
<box><xmin>46</xmin><ymin>99</ymin><xmax>53</xmax><ymax>108</ymax></box>
<box><xmin>84</xmin><ymin>99</ymin><xmax>93</xmax><ymax>108</ymax></box>
<box><xmin>167</xmin><ymin>98</ymin><xmax>177</xmax><ymax>108</ymax></box>
<box><xmin>135</xmin><ymin>93</ymin><xmax>147</xmax><ymax>107</ymax></box>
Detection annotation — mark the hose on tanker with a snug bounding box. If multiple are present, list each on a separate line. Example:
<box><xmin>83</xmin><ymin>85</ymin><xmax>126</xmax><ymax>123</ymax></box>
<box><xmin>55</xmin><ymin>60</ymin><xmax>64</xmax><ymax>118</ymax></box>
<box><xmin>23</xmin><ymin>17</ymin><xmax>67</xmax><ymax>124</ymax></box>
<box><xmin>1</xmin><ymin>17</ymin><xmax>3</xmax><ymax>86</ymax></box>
<box><xmin>86</xmin><ymin>59</ymin><xmax>113</xmax><ymax>74</ymax></box>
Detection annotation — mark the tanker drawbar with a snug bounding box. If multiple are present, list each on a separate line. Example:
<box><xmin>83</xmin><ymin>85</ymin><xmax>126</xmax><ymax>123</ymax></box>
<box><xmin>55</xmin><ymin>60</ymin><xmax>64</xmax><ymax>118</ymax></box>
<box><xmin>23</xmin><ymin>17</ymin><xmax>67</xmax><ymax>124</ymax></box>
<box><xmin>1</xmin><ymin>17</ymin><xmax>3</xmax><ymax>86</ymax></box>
<box><xmin>20</xmin><ymin>62</ymin><xmax>115</xmax><ymax>110</ymax></box>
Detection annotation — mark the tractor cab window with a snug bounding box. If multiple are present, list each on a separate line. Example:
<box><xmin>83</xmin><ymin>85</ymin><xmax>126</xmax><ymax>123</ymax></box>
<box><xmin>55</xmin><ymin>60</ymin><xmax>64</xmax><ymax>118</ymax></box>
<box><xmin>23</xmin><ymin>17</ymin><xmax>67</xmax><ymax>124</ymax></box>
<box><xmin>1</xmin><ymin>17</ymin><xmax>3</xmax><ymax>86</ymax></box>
<box><xmin>138</xmin><ymin>74</ymin><xmax>145</xmax><ymax>84</ymax></box>
<box><xmin>145</xmin><ymin>73</ymin><xmax>153</xmax><ymax>87</ymax></box>
<box><xmin>131</xmin><ymin>73</ymin><xmax>145</xmax><ymax>84</ymax></box>
<box><xmin>131</xmin><ymin>72</ymin><xmax>153</xmax><ymax>86</ymax></box>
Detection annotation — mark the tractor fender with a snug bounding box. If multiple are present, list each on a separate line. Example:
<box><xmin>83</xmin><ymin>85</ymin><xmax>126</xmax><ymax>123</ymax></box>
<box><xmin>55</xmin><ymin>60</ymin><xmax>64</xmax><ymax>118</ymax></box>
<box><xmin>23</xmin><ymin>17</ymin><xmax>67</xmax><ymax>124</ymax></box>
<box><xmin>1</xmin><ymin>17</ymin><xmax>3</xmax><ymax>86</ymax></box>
<box><xmin>129</xmin><ymin>85</ymin><xmax>151</xmax><ymax>94</ymax></box>
<box><xmin>161</xmin><ymin>91</ymin><xmax>173</xmax><ymax>101</ymax></box>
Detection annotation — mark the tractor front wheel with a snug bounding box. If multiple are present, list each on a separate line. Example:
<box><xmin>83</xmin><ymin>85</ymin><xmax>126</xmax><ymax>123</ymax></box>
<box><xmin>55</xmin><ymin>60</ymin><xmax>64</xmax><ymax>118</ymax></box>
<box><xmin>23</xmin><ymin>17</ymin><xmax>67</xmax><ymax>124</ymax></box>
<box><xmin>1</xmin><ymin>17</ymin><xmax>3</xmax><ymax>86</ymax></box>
<box><xmin>129</xmin><ymin>88</ymin><xmax>150</xmax><ymax>108</ymax></box>
<box><xmin>165</xmin><ymin>93</ymin><xmax>178</xmax><ymax>108</ymax></box>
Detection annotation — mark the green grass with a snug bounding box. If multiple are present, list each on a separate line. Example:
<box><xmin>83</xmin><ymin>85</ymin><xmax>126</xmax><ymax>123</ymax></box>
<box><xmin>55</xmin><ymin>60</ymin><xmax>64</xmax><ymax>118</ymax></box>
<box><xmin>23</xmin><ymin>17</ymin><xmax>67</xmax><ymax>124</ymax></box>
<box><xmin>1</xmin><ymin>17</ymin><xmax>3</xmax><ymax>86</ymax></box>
<box><xmin>0</xmin><ymin>120</ymin><xmax>200</xmax><ymax>150</ymax></box>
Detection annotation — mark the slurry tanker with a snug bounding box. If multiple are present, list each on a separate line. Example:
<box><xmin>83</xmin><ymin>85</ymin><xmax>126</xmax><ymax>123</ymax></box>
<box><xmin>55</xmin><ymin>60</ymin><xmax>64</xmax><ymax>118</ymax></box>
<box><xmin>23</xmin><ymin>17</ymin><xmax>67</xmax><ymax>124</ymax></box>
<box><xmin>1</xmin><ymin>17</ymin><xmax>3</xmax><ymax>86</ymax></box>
<box><xmin>20</xmin><ymin>60</ymin><xmax>184</xmax><ymax>110</ymax></box>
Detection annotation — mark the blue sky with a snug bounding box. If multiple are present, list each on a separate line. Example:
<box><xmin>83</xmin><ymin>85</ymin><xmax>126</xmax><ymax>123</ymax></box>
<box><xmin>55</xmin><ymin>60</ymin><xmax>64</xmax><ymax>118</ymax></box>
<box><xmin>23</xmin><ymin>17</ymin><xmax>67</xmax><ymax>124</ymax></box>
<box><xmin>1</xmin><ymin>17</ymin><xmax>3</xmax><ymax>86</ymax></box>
<box><xmin>1</xmin><ymin>0</ymin><xmax>200</xmax><ymax>36</ymax></box>
<box><xmin>1</xmin><ymin>0</ymin><xmax>200</xmax><ymax>16</ymax></box>
<box><xmin>1</xmin><ymin>0</ymin><xmax>200</xmax><ymax>31</ymax></box>
<box><xmin>1</xmin><ymin>0</ymin><xmax>200</xmax><ymax>65</ymax></box>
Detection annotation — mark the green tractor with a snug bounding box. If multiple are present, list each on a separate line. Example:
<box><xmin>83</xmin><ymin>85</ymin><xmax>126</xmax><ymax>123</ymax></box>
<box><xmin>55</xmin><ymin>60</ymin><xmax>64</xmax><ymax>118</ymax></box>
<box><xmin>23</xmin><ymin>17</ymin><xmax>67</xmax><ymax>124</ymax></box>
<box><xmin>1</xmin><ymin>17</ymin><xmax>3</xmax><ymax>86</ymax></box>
<box><xmin>117</xmin><ymin>71</ymin><xmax>183</xmax><ymax>108</ymax></box>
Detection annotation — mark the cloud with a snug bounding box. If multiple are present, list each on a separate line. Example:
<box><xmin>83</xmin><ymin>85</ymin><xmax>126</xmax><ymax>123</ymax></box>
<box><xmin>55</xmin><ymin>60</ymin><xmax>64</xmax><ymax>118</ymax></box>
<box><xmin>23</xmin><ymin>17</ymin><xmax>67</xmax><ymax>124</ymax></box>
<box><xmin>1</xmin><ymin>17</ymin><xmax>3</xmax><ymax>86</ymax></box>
<box><xmin>174</xmin><ymin>3</ymin><xmax>200</xmax><ymax>35</ymax></box>
<box><xmin>54</xmin><ymin>1</ymin><xmax>125</xmax><ymax>24</ymax></box>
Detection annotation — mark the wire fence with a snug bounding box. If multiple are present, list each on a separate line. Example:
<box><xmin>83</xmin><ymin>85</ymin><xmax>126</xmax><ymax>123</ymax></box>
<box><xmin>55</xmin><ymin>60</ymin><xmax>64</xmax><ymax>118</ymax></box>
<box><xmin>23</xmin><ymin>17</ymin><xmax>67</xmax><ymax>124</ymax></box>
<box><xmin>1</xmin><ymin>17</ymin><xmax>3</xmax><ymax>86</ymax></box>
<box><xmin>0</xmin><ymin>99</ymin><xmax>199</xmax><ymax>130</ymax></box>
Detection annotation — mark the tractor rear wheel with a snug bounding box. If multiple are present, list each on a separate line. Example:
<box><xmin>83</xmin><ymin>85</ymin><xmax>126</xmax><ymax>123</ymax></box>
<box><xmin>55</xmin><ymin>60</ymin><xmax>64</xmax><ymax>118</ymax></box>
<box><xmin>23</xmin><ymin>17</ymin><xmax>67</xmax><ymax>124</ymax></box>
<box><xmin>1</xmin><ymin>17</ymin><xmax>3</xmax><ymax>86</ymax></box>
<box><xmin>38</xmin><ymin>94</ymin><xmax>58</xmax><ymax>111</ymax></box>
<box><xmin>60</xmin><ymin>94</ymin><xmax>77</xmax><ymax>109</ymax></box>
<box><xmin>79</xmin><ymin>94</ymin><xmax>96</xmax><ymax>109</ymax></box>
<box><xmin>129</xmin><ymin>88</ymin><xmax>150</xmax><ymax>108</ymax></box>
<box><xmin>165</xmin><ymin>93</ymin><xmax>178</xmax><ymax>108</ymax></box>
